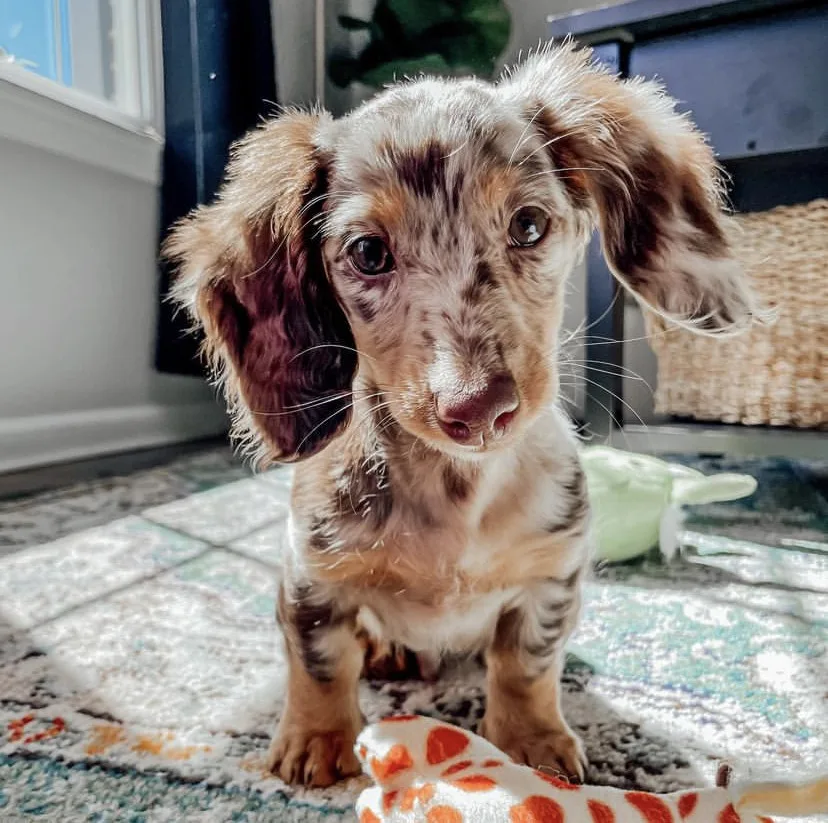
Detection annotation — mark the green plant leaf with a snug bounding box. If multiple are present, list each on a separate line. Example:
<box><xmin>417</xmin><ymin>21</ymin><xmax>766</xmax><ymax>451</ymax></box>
<box><xmin>337</xmin><ymin>15</ymin><xmax>373</xmax><ymax>31</ymax></box>
<box><xmin>386</xmin><ymin>0</ymin><xmax>457</xmax><ymax>38</ymax></box>
<box><xmin>424</xmin><ymin>28</ymin><xmax>496</xmax><ymax>75</ymax></box>
<box><xmin>328</xmin><ymin>53</ymin><xmax>360</xmax><ymax>88</ymax></box>
<box><xmin>372</xmin><ymin>1</ymin><xmax>408</xmax><ymax>42</ymax></box>
<box><xmin>462</xmin><ymin>0</ymin><xmax>511</xmax><ymax>58</ymax></box>
<box><xmin>358</xmin><ymin>53</ymin><xmax>454</xmax><ymax>87</ymax></box>
<box><xmin>330</xmin><ymin>0</ymin><xmax>512</xmax><ymax>87</ymax></box>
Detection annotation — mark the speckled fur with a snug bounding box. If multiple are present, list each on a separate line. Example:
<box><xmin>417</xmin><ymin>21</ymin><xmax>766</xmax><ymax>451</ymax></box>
<box><xmin>164</xmin><ymin>43</ymin><xmax>763</xmax><ymax>787</ymax></box>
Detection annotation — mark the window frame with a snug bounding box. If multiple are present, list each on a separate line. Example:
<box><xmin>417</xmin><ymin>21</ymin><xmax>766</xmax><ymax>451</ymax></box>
<box><xmin>0</xmin><ymin>0</ymin><xmax>164</xmax><ymax>184</ymax></box>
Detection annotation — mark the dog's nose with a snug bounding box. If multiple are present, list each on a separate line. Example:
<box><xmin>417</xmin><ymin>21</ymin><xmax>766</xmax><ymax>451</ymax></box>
<box><xmin>435</xmin><ymin>374</ymin><xmax>519</xmax><ymax>443</ymax></box>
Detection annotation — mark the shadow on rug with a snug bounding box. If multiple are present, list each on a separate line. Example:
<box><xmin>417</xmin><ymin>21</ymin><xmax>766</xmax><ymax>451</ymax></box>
<box><xmin>0</xmin><ymin>462</ymin><xmax>826</xmax><ymax>821</ymax></box>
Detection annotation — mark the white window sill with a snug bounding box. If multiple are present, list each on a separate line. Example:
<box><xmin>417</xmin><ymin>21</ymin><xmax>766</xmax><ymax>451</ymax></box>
<box><xmin>0</xmin><ymin>64</ymin><xmax>163</xmax><ymax>186</ymax></box>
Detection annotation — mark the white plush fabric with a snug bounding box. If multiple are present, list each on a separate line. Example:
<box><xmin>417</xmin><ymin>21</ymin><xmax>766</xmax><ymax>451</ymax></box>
<box><xmin>355</xmin><ymin>715</ymin><xmax>825</xmax><ymax>823</ymax></box>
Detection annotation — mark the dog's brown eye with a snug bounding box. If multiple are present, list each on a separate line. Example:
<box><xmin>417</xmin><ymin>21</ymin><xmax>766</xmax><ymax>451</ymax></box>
<box><xmin>348</xmin><ymin>237</ymin><xmax>394</xmax><ymax>276</ymax></box>
<box><xmin>508</xmin><ymin>206</ymin><xmax>549</xmax><ymax>247</ymax></box>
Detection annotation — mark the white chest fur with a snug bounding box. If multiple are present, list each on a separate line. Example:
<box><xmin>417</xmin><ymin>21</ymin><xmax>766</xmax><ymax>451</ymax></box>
<box><xmin>358</xmin><ymin>584</ymin><xmax>522</xmax><ymax>654</ymax></box>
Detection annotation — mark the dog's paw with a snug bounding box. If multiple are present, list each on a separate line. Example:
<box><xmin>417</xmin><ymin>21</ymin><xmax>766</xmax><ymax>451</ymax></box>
<box><xmin>266</xmin><ymin>727</ymin><xmax>361</xmax><ymax>787</ymax></box>
<box><xmin>479</xmin><ymin>716</ymin><xmax>586</xmax><ymax>782</ymax></box>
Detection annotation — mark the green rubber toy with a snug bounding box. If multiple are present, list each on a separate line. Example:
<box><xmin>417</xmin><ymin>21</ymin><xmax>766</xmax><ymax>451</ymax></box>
<box><xmin>581</xmin><ymin>445</ymin><xmax>758</xmax><ymax>563</ymax></box>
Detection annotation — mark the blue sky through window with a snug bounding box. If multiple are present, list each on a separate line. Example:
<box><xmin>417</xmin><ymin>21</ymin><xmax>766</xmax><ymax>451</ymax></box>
<box><xmin>0</xmin><ymin>0</ymin><xmax>72</xmax><ymax>85</ymax></box>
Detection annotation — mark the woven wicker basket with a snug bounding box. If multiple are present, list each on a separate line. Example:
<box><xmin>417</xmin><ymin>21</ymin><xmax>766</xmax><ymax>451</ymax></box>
<box><xmin>648</xmin><ymin>199</ymin><xmax>827</xmax><ymax>429</ymax></box>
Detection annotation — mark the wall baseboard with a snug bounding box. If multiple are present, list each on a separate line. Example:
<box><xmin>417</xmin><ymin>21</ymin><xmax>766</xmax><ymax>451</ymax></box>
<box><xmin>0</xmin><ymin>402</ymin><xmax>229</xmax><ymax>474</ymax></box>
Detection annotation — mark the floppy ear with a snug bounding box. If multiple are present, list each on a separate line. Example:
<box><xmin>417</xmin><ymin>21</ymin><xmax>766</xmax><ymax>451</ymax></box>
<box><xmin>500</xmin><ymin>43</ymin><xmax>768</xmax><ymax>333</ymax></box>
<box><xmin>164</xmin><ymin>111</ymin><xmax>357</xmax><ymax>464</ymax></box>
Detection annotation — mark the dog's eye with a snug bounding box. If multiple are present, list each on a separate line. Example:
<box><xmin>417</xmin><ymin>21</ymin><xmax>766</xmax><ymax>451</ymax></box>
<box><xmin>508</xmin><ymin>206</ymin><xmax>549</xmax><ymax>247</ymax></box>
<box><xmin>348</xmin><ymin>237</ymin><xmax>394</xmax><ymax>276</ymax></box>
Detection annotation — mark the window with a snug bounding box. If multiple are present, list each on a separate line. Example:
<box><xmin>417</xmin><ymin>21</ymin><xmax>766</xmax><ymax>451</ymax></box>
<box><xmin>0</xmin><ymin>0</ymin><xmax>160</xmax><ymax>127</ymax></box>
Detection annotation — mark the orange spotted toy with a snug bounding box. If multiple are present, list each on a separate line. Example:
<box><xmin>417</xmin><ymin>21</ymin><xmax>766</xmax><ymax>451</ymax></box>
<box><xmin>355</xmin><ymin>715</ymin><xmax>828</xmax><ymax>823</ymax></box>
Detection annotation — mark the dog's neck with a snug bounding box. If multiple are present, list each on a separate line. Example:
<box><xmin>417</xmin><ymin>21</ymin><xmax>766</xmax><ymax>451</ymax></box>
<box><xmin>351</xmin><ymin>381</ymin><xmax>483</xmax><ymax>509</ymax></box>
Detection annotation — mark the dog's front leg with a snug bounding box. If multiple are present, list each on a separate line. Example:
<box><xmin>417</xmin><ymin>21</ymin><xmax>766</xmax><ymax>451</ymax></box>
<box><xmin>267</xmin><ymin>581</ymin><xmax>363</xmax><ymax>787</ymax></box>
<box><xmin>480</xmin><ymin>570</ymin><xmax>587</xmax><ymax>780</ymax></box>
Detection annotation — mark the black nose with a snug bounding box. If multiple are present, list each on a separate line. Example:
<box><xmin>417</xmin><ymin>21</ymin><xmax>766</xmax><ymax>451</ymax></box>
<box><xmin>435</xmin><ymin>374</ymin><xmax>520</xmax><ymax>443</ymax></box>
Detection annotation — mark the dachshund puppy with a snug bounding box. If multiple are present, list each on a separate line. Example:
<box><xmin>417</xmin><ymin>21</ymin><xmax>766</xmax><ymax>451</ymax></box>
<box><xmin>165</xmin><ymin>42</ymin><xmax>761</xmax><ymax>788</ymax></box>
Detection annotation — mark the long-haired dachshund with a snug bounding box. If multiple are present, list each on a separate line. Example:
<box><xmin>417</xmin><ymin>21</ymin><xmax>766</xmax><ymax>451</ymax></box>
<box><xmin>165</xmin><ymin>42</ymin><xmax>762</xmax><ymax>787</ymax></box>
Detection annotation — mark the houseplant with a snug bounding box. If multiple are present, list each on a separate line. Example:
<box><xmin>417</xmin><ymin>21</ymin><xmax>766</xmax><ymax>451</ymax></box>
<box><xmin>329</xmin><ymin>0</ymin><xmax>511</xmax><ymax>90</ymax></box>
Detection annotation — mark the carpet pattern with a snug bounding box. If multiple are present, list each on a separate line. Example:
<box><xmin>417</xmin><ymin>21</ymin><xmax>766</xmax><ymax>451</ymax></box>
<box><xmin>0</xmin><ymin>449</ymin><xmax>825</xmax><ymax>821</ymax></box>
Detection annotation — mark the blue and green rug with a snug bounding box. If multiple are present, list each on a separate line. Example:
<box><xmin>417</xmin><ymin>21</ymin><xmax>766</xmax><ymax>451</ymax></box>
<box><xmin>0</xmin><ymin>448</ymin><xmax>825</xmax><ymax>821</ymax></box>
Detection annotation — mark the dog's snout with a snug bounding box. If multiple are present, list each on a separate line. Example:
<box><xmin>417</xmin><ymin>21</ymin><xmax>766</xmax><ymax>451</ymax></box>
<box><xmin>435</xmin><ymin>374</ymin><xmax>519</xmax><ymax>443</ymax></box>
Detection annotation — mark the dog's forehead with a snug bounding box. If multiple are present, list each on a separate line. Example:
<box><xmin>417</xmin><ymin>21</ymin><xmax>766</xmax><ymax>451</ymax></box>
<box><xmin>316</xmin><ymin>79</ymin><xmax>556</xmax><ymax>241</ymax></box>
<box><xmin>325</xmin><ymin>78</ymin><xmax>528</xmax><ymax>183</ymax></box>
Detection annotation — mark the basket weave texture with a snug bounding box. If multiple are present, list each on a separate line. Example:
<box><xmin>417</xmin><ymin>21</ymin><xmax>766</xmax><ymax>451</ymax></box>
<box><xmin>648</xmin><ymin>199</ymin><xmax>827</xmax><ymax>428</ymax></box>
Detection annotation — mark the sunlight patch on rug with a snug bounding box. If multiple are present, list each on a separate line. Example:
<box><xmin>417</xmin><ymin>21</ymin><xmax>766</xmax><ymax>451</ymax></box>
<box><xmin>0</xmin><ymin>475</ymin><xmax>825</xmax><ymax>821</ymax></box>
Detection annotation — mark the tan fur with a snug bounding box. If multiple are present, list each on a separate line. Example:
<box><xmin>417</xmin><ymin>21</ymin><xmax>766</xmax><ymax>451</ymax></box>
<box><xmin>266</xmin><ymin>641</ymin><xmax>363</xmax><ymax>786</ymax></box>
<box><xmin>165</xmin><ymin>43</ymin><xmax>763</xmax><ymax>787</ymax></box>
<box><xmin>268</xmin><ymin>591</ymin><xmax>364</xmax><ymax>786</ymax></box>
<box><xmin>482</xmin><ymin>627</ymin><xmax>585</xmax><ymax>777</ymax></box>
<box><xmin>365</xmin><ymin>182</ymin><xmax>410</xmax><ymax>234</ymax></box>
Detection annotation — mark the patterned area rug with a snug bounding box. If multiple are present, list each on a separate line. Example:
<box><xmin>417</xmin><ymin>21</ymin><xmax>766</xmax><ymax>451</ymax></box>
<box><xmin>0</xmin><ymin>448</ymin><xmax>826</xmax><ymax>821</ymax></box>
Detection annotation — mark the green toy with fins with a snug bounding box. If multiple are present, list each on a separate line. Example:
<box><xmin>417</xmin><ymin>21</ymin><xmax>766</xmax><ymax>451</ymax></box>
<box><xmin>582</xmin><ymin>445</ymin><xmax>758</xmax><ymax>563</ymax></box>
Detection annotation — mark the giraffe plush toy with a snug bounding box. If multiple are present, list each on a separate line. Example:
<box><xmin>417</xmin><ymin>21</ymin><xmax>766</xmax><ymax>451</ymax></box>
<box><xmin>355</xmin><ymin>715</ymin><xmax>828</xmax><ymax>823</ymax></box>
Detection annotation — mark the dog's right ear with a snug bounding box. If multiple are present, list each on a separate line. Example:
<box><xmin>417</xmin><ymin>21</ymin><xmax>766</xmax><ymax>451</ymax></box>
<box><xmin>164</xmin><ymin>111</ymin><xmax>357</xmax><ymax>464</ymax></box>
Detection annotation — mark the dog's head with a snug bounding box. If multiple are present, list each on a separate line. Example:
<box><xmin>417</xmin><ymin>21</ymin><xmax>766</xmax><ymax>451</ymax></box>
<box><xmin>166</xmin><ymin>43</ymin><xmax>761</xmax><ymax>465</ymax></box>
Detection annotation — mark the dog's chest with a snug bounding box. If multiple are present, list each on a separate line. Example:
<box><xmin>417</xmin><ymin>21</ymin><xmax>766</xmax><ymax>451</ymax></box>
<box><xmin>360</xmin><ymin>579</ymin><xmax>521</xmax><ymax>653</ymax></box>
<box><xmin>353</xmin><ymin>455</ymin><xmax>581</xmax><ymax>651</ymax></box>
<box><xmin>352</xmin><ymin>523</ymin><xmax>545</xmax><ymax>653</ymax></box>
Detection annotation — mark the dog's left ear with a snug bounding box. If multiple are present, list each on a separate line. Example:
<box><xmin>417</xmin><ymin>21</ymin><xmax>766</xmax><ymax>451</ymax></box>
<box><xmin>500</xmin><ymin>43</ymin><xmax>767</xmax><ymax>333</ymax></box>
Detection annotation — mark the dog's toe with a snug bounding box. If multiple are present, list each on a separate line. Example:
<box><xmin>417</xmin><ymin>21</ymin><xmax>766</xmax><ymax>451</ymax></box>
<box><xmin>267</xmin><ymin>727</ymin><xmax>361</xmax><ymax>787</ymax></box>
<box><xmin>480</xmin><ymin>716</ymin><xmax>586</xmax><ymax>782</ymax></box>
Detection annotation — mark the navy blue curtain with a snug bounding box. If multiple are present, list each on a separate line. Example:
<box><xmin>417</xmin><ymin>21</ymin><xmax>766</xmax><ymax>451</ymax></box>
<box><xmin>155</xmin><ymin>0</ymin><xmax>277</xmax><ymax>376</ymax></box>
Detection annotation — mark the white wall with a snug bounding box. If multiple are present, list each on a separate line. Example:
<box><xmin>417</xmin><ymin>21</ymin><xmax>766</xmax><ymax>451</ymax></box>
<box><xmin>272</xmin><ymin>0</ymin><xmax>373</xmax><ymax>115</ymax></box>
<box><xmin>272</xmin><ymin>0</ymin><xmax>315</xmax><ymax>106</ymax></box>
<box><xmin>0</xmin><ymin>135</ymin><xmax>227</xmax><ymax>473</ymax></box>
<box><xmin>502</xmin><ymin>0</ymin><xmax>605</xmax><ymax>64</ymax></box>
